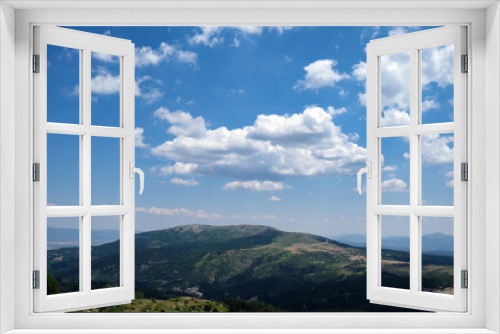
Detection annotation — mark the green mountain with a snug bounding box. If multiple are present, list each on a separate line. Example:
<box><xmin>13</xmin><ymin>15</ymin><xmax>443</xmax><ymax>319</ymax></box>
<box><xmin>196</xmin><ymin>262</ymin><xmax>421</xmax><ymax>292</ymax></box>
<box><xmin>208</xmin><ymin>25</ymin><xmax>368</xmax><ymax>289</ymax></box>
<box><xmin>48</xmin><ymin>224</ymin><xmax>453</xmax><ymax>312</ymax></box>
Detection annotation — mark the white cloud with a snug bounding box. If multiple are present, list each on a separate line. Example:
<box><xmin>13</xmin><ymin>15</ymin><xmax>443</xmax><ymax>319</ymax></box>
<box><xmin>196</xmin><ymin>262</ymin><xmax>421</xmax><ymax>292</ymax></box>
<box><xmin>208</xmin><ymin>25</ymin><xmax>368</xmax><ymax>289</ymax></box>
<box><xmin>151</xmin><ymin>106</ymin><xmax>366</xmax><ymax>181</ymax></box>
<box><xmin>388</xmin><ymin>26</ymin><xmax>411</xmax><ymax>37</ymax></box>
<box><xmin>91</xmin><ymin>67</ymin><xmax>120</xmax><ymax>95</ymax></box>
<box><xmin>223</xmin><ymin>180</ymin><xmax>286</xmax><ymax>191</ymax></box>
<box><xmin>170</xmin><ymin>178</ymin><xmax>199</xmax><ymax>187</ymax></box>
<box><xmin>380</xmin><ymin>52</ymin><xmax>410</xmax><ymax>109</ymax></box>
<box><xmin>295</xmin><ymin>59</ymin><xmax>349</xmax><ymax>90</ymax></box>
<box><xmin>154</xmin><ymin>162</ymin><xmax>199</xmax><ymax>176</ymax></box>
<box><xmin>352</xmin><ymin>61</ymin><xmax>367</xmax><ymax>81</ymax></box>
<box><xmin>189</xmin><ymin>26</ymin><xmax>293</xmax><ymax>47</ymax></box>
<box><xmin>327</xmin><ymin>106</ymin><xmax>348</xmax><ymax>116</ymax></box>
<box><xmin>136</xmin><ymin>206</ymin><xmax>221</xmax><ymax>219</ymax></box>
<box><xmin>422</xmin><ymin>134</ymin><xmax>454</xmax><ymax>164</ymax></box>
<box><xmin>154</xmin><ymin>107</ymin><xmax>206</xmax><ymax>137</ymax></box>
<box><xmin>135</xmin><ymin>127</ymin><xmax>148</xmax><ymax>148</ymax></box>
<box><xmin>92</xmin><ymin>52</ymin><xmax>117</xmax><ymax>63</ymax></box>
<box><xmin>135</xmin><ymin>42</ymin><xmax>197</xmax><ymax>67</ymax></box>
<box><xmin>422</xmin><ymin>99</ymin><xmax>440</xmax><ymax>112</ymax></box>
<box><xmin>270</xmin><ymin>195</ymin><xmax>281</xmax><ymax>202</ymax></box>
<box><xmin>382</xmin><ymin>165</ymin><xmax>398</xmax><ymax>172</ymax></box>
<box><xmin>422</xmin><ymin>44</ymin><xmax>454</xmax><ymax>88</ymax></box>
<box><xmin>358</xmin><ymin>92</ymin><xmax>367</xmax><ymax>106</ymax></box>
<box><xmin>381</xmin><ymin>178</ymin><xmax>407</xmax><ymax>192</ymax></box>
<box><xmin>381</xmin><ymin>108</ymin><xmax>410</xmax><ymax>127</ymax></box>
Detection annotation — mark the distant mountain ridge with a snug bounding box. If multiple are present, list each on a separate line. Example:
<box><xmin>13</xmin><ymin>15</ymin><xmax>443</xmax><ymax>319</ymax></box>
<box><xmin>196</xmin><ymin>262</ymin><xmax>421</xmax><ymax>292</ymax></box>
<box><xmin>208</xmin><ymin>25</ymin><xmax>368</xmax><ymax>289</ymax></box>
<box><xmin>333</xmin><ymin>233</ymin><xmax>454</xmax><ymax>256</ymax></box>
<box><xmin>48</xmin><ymin>224</ymin><xmax>453</xmax><ymax>312</ymax></box>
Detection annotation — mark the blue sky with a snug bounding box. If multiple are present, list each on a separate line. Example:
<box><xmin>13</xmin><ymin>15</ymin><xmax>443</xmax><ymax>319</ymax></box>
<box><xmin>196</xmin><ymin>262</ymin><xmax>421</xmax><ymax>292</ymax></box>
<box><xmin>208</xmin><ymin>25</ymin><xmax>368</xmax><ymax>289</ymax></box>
<box><xmin>46</xmin><ymin>26</ymin><xmax>455</xmax><ymax>238</ymax></box>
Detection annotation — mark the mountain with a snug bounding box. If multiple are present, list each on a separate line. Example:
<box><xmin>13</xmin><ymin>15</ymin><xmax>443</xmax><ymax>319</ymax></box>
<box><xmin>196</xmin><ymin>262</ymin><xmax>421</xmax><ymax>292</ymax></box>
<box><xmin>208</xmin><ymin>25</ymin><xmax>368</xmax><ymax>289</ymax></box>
<box><xmin>48</xmin><ymin>224</ymin><xmax>453</xmax><ymax>312</ymax></box>
<box><xmin>333</xmin><ymin>233</ymin><xmax>454</xmax><ymax>256</ymax></box>
<box><xmin>48</xmin><ymin>227</ymin><xmax>143</xmax><ymax>250</ymax></box>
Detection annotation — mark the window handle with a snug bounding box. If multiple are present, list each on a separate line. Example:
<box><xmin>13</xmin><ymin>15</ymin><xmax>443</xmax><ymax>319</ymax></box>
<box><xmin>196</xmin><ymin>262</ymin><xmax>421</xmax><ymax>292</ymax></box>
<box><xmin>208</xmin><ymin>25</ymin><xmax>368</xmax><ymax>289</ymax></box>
<box><xmin>357</xmin><ymin>162</ymin><xmax>372</xmax><ymax>195</ymax></box>
<box><xmin>129</xmin><ymin>162</ymin><xmax>145</xmax><ymax>195</ymax></box>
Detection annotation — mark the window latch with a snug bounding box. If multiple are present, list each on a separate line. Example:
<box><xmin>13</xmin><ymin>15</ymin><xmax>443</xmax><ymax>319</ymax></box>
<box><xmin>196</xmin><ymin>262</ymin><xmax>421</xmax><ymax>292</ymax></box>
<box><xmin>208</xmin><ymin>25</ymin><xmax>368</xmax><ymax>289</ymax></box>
<box><xmin>129</xmin><ymin>162</ymin><xmax>144</xmax><ymax>195</ymax></box>
<box><xmin>357</xmin><ymin>162</ymin><xmax>372</xmax><ymax>195</ymax></box>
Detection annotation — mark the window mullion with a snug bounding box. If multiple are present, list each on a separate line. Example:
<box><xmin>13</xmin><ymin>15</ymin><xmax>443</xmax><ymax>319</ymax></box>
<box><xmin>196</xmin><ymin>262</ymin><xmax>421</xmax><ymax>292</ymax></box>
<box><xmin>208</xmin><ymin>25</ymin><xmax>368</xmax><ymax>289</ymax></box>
<box><xmin>82</xmin><ymin>47</ymin><xmax>92</xmax><ymax>294</ymax></box>
<box><xmin>409</xmin><ymin>47</ymin><xmax>420</xmax><ymax>294</ymax></box>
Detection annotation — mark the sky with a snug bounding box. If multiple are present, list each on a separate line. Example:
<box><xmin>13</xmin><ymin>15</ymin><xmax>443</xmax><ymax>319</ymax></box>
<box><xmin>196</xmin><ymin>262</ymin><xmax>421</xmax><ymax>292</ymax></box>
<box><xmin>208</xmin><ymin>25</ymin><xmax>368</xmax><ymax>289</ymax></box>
<box><xmin>46</xmin><ymin>26</ymin><xmax>455</xmax><ymax>239</ymax></box>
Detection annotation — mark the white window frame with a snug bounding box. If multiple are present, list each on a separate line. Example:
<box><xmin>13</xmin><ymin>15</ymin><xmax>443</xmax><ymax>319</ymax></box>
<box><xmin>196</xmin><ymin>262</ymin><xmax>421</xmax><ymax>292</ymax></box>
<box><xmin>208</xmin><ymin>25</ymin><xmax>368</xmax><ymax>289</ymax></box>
<box><xmin>33</xmin><ymin>26</ymin><xmax>136</xmax><ymax>312</ymax></box>
<box><xmin>365</xmin><ymin>26</ymin><xmax>467</xmax><ymax>312</ymax></box>
<box><xmin>0</xmin><ymin>1</ymin><xmax>499</xmax><ymax>333</ymax></box>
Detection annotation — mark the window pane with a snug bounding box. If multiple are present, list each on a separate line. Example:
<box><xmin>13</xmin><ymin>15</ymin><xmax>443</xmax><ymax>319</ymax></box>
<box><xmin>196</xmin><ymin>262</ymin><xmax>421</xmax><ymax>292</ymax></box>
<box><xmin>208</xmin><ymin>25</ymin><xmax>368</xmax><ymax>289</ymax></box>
<box><xmin>91</xmin><ymin>216</ymin><xmax>121</xmax><ymax>290</ymax></box>
<box><xmin>47</xmin><ymin>217</ymin><xmax>80</xmax><ymax>294</ymax></box>
<box><xmin>421</xmin><ymin>45</ymin><xmax>454</xmax><ymax>124</ymax></box>
<box><xmin>91</xmin><ymin>137</ymin><xmax>121</xmax><ymax>205</ymax></box>
<box><xmin>47</xmin><ymin>134</ymin><xmax>80</xmax><ymax>206</ymax></box>
<box><xmin>47</xmin><ymin>45</ymin><xmax>80</xmax><ymax>124</ymax></box>
<box><xmin>380</xmin><ymin>52</ymin><xmax>410</xmax><ymax>127</ymax></box>
<box><xmin>381</xmin><ymin>137</ymin><xmax>409</xmax><ymax>205</ymax></box>
<box><xmin>91</xmin><ymin>52</ymin><xmax>121</xmax><ymax>127</ymax></box>
<box><xmin>421</xmin><ymin>217</ymin><xmax>454</xmax><ymax>295</ymax></box>
<box><xmin>381</xmin><ymin>215</ymin><xmax>410</xmax><ymax>290</ymax></box>
<box><xmin>421</xmin><ymin>134</ymin><xmax>454</xmax><ymax>206</ymax></box>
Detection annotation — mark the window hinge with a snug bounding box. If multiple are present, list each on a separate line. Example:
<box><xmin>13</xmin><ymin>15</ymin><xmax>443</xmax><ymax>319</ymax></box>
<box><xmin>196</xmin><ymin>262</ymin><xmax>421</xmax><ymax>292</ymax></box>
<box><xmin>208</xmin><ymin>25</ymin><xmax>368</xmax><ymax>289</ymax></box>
<box><xmin>461</xmin><ymin>162</ymin><xmax>468</xmax><ymax>182</ymax></box>
<box><xmin>461</xmin><ymin>270</ymin><xmax>468</xmax><ymax>289</ymax></box>
<box><xmin>33</xmin><ymin>270</ymin><xmax>40</xmax><ymax>289</ymax></box>
<box><xmin>461</xmin><ymin>54</ymin><xmax>468</xmax><ymax>73</ymax></box>
<box><xmin>33</xmin><ymin>54</ymin><xmax>40</xmax><ymax>73</ymax></box>
<box><xmin>33</xmin><ymin>163</ymin><xmax>40</xmax><ymax>182</ymax></box>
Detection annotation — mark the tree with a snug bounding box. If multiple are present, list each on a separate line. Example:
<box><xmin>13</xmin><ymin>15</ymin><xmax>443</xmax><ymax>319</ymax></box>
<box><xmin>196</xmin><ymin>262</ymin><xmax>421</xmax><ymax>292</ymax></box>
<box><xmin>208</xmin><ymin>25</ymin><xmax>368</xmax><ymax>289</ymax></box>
<box><xmin>47</xmin><ymin>274</ymin><xmax>59</xmax><ymax>295</ymax></box>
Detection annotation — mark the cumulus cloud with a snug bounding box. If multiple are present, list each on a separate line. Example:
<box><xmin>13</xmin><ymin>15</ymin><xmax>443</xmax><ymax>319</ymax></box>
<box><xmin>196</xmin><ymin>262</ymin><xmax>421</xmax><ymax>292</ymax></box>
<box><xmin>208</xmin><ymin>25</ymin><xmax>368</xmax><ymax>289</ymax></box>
<box><xmin>422</xmin><ymin>134</ymin><xmax>454</xmax><ymax>164</ymax></box>
<box><xmin>92</xmin><ymin>52</ymin><xmax>118</xmax><ymax>63</ymax></box>
<box><xmin>422</xmin><ymin>44</ymin><xmax>454</xmax><ymax>88</ymax></box>
<box><xmin>189</xmin><ymin>26</ymin><xmax>294</xmax><ymax>47</ymax></box>
<box><xmin>422</xmin><ymin>99</ymin><xmax>440</xmax><ymax>112</ymax></box>
<box><xmin>223</xmin><ymin>180</ymin><xmax>286</xmax><ymax>191</ymax></box>
<box><xmin>270</xmin><ymin>195</ymin><xmax>281</xmax><ymax>202</ymax></box>
<box><xmin>327</xmin><ymin>106</ymin><xmax>348</xmax><ymax>116</ymax></box>
<box><xmin>91</xmin><ymin>67</ymin><xmax>120</xmax><ymax>95</ymax></box>
<box><xmin>135</xmin><ymin>42</ymin><xmax>197</xmax><ymax>67</ymax></box>
<box><xmin>382</xmin><ymin>165</ymin><xmax>398</xmax><ymax>172</ymax></box>
<box><xmin>136</xmin><ymin>206</ymin><xmax>221</xmax><ymax>219</ymax></box>
<box><xmin>153</xmin><ymin>162</ymin><xmax>199</xmax><ymax>176</ymax></box>
<box><xmin>135</xmin><ymin>127</ymin><xmax>148</xmax><ymax>148</ymax></box>
<box><xmin>381</xmin><ymin>108</ymin><xmax>410</xmax><ymax>127</ymax></box>
<box><xmin>150</xmin><ymin>106</ymin><xmax>366</xmax><ymax>181</ymax></box>
<box><xmin>381</xmin><ymin>178</ymin><xmax>408</xmax><ymax>192</ymax></box>
<box><xmin>170</xmin><ymin>178</ymin><xmax>199</xmax><ymax>187</ymax></box>
<box><xmin>352</xmin><ymin>61</ymin><xmax>367</xmax><ymax>81</ymax></box>
<box><xmin>135</xmin><ymin>76</ymin><xmax>164</xmax><ymax>104</ymax></box>
<box><xmin>295</xmin><ymin>59</ymin><xmax>349</xmax><ymax>90</ymax></box>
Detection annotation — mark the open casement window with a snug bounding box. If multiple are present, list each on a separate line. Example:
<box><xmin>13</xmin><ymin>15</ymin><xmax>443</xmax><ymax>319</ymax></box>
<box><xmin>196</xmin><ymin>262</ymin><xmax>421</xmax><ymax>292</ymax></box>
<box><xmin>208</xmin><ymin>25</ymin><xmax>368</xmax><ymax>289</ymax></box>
<box><xmin>33</xmin><ymin>26</ymin><xmax>140</xmax><ymax>312</ymax></box>
<box><xmin>364</xmin><ymin>26</ymin><xmax>467</xmax><ymax>312</ymax></box>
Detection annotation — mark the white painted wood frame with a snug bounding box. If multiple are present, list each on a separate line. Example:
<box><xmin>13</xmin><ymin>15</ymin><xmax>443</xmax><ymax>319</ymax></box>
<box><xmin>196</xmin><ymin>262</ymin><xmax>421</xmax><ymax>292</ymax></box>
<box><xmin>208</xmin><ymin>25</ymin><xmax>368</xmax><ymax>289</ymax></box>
<box><xmin>366</xmin><ymin>26</ymin><xmax>467</xmax><ymax>312</ymax></box>
<box><xmin>32</xmin><ymin>26</ymin><xmax>136</xmax><ymax>313</ymax></box>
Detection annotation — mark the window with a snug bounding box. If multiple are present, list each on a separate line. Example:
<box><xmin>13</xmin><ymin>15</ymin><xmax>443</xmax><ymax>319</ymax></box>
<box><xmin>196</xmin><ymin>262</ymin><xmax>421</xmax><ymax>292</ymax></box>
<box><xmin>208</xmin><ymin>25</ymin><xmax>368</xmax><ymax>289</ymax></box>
<box><xmin>363</xmin><ymin>26</ymin><xmax>468</xmax><ymax>312</ymax></box>
<box><xmin>3</xmin><ymin>2</ymin><xmax>495</xmax><ymax>332</ymax></box>
<box><xmin>33</xmin><ymin>26</ymin><xmax>140</xmax><ymax>312</ymax></box>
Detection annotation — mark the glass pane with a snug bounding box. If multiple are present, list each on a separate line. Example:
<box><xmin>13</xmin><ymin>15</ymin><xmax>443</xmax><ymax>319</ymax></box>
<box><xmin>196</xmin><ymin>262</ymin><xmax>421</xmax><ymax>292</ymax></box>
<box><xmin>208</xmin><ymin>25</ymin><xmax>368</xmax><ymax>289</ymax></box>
<box><xmin>91</xmin><ymin>52</ymin><xmax>121</xmax><ymax>127</ymax></box>
<box><xmin>47</xmin><ymin>45</ymin><xmax>80</xmax><ymax>124</ymax></box>
<box><xmin>380</xmin><ymin>52</ymin><xmax>410</xmax><ymax>127</ymax></box>
<box><xmin>47</xmin><ymin>134</ymin><xmax>79</xmax><ymax>206</ymax></box>
<box><xmin>91</xmin><ymin>216</ymin><xmax>121</xmax><ymax>290</ymax></box>
<box><xmin>381</xmin><ymin>215</ymin><xmax>410</xmax><ymax>290</ymax></box>
<box><xmin>381</xmin><ymin>137</ymin><xmax>409</xmax><ymax>205</ymax></box>
<box><xmin>421</xmin><ymin>217</ymin><xmax>454</xmax><ymax>295</ymax></box>
<box><xmin>91</xmin><ymin>137</ymin><xmax>121</xmax><ymax>205</ymax></box>
<box><xmin>421</xmin><ymin>45</ymin><xmax>454</xmax><ymax>124</ymax></box>
<box><xmin>47</xmin><ymin>217</ymin><xmax>80</xmax><ymax>294</ymax></box>
<box><xmin>421</xmin><ymin>134</ymin><xmax>454</xmax><ymax>206</ymax></box>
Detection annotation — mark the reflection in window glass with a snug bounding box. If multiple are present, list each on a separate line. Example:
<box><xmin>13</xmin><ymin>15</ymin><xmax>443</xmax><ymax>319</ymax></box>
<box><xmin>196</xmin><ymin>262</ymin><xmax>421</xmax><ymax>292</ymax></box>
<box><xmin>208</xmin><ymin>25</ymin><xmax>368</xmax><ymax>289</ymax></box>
<box><xmin>421</xmin><ymin>134</ymin><xmax>454</xmax><ymax>206</ymax></box>
<box><xmin>381</xmin><ymin>216</ymin><xmax>410</xmax><ymax>290</ymax></box>
<box><xmin>381</xmin><ymin>137</ymin><xmax>410</xmax><ymax>205</ymax></box>
<box><xmin>91</xmin><ymin>52</ymin><xmax>121</xmax><ymax>127</ymax></box>
<box><xmin>421</xmin><ymin>45</ymin><xmax>454</xmax><ymax>124</ymax></box>
<box><xmin>380</xmin><ymin>52</ymin><xmax>410</xmax><ymax>127</ymax></box>
<box><xmin>421</xmin><ymin>217</ymin><xmax>454</xmax><ymax>295</ymax></box>
<box><xmin>91</xmin><ymin>137</ymin><xmax>121</xmax><ymax>205</ymax></box>
<box><xmin>47</xmin><ymin>217</ymin><xmax>80</xmax><ymax>295</ymax></box>
<box><xmin>47</xmin><ymin>45</ymin><xmax>80</xmax><ymax>124</ymax></box>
